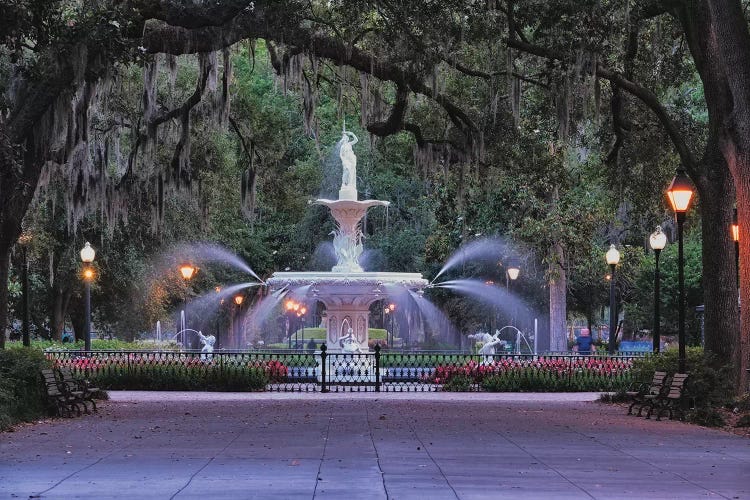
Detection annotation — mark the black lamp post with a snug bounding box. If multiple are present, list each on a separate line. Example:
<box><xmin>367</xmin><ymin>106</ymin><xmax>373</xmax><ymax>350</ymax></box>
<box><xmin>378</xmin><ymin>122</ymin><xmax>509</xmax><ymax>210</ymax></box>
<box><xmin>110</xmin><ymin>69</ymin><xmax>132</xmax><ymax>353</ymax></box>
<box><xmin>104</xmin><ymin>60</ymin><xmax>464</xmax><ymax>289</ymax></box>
<box><xmin>605</xmin><ymin>244</ymin><xmax>621</xmax><ymax>355</ymax></box>
<box><xmin>384</xmin><ymin>303</ymin><xmax>395</xmax><ymax>348</ymax></box>
<box><xmin>214</xmin><ymin>286</ymin><xmax>223</xmax><ymax>348</ymax></box>
<box><xmin>667</xmin><ymin>169</ymin><xmax>695</xmax><ymax>373</ymax></box>
<box><xmin>233</xmin><ymin>294</ymin><xmax>244</xmax><ymax>349</ymax></box>
<box><xmin>298</xmin><ymin>305</ymin><xmax>307</xmax><ymax>349</ymax></box>
<box><xmin>285</xmin><ymin>299</ymin><xmax>299</xmax><ymax>348</ymax></box>
<box><xmin>179</xmin><ymin>264</ymin><xmax>197</xmax><ymax>348</ymax></box>
<box><xmin>80</xmin><ymin>242</ymin><xmax>96</xmax><ymax>351</ymax></box>
<box><xmin>649</xmin><ymin>226</ymin><xmax>667</xmax><ymax>353</ymax></box>
<box><xmin>506</xmin><ymin>262</ymin><xmax>520</xmax><ymax>326</ymax></box>
<box><xmin>18</xmin><ymin>233</ymin><xmax>31</xmax><ymax>347</ymax></box>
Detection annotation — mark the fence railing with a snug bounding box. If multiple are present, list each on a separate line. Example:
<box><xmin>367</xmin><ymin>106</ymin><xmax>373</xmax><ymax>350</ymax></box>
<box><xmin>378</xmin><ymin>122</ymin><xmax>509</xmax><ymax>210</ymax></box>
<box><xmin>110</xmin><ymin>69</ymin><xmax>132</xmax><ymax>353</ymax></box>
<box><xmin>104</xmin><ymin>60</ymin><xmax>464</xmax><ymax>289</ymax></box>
<box><xmin>45</xmin><ymin>346</ymin><xmax>645</xmax><ymax>393</ymax></box>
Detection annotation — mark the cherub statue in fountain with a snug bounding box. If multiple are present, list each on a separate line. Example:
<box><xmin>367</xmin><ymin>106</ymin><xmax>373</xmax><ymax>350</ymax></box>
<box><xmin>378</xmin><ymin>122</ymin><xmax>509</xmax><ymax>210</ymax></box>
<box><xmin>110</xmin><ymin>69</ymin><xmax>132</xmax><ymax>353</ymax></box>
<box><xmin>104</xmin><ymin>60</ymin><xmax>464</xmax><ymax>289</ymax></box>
<box><xmin>468</xmin><ymin>331</ymin><xmax>506</xmax><ymax>359</ymax></box>
<box><xmin>339</xmin><ymin>129</ymin><xmax>358</xmax><ymax>189</ymax></box>
<box><xmin>198</xmin><ymin>331</ymin><xmax>216</xmax><ymax>360</ymax></box>
<box><xmin>339</xmin><ymin>327</ymin><xmax>363</xmax><ymax>353</ymax></box>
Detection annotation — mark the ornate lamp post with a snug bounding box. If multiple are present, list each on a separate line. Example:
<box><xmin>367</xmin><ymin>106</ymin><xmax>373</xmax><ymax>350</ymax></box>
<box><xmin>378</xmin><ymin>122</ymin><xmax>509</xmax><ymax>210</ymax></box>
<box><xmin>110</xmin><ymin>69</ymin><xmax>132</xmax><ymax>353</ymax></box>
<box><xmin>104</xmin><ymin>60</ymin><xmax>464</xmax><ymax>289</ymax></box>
<box><xmin>297</xmin><ymin>305</ymin><xmax>307</xmax><ymax>348</ymax></box>
<box><xmin>80</xmin><ymin>242</ymin><xmax>96</xmax><ymax>351</ymax></box>
<box><xmin>179</xmin><ymin>263</ymin><xmax>196</xmax><ymax>348</ymax></box>
<box><xmin>18</xmin><ymin>233</ymin><xmax>32</xmax><ymax>347</ymax></box>
<box><xmin>667</xmin><ymin>169</ymin><xmax>695</xmax><ymax>373</ymax></box>
<box><xmin>649</xmin><ymin>226</ymin><xmax>667</xmax><ymax>353</ymax></box>
<box><xmin>214</xmin><ymin>286</ymin><xmax>222</xmax><ymax>347</ymax></box>
<box><xmin>506</xmin><ymin>262</ymin><xmax>520</xmax><ymax>327</ymax></box>
<box><xmin>285</xmin><ymin>299</ymin><xmax>297</xmax><ymax>348</ymax></box>
<box><xmin>605</xmin><ymin>244</ymin><xmax>621</xmax><ymax>355</ymax></box>
<box><xmin>384</xmin><ymin>303</ymin><xmax>396</xmax><ymax>348</ymax></box>
<box><xmin>233</xmin><ymin>294</ymin><xmax>244</xmax><ymax>349</ymax></box>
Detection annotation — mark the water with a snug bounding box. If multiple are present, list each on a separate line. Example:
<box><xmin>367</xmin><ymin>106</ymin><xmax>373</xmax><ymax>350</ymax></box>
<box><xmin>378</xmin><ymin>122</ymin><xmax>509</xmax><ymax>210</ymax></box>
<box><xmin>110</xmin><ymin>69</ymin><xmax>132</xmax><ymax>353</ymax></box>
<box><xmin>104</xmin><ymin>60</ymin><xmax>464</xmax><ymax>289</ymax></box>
<box><xmin>432</xmin><ymin>237</ymin><xmax>509</xmax><ymax>282</ymax></box>
<box><xmin>434</xmin><ymin>278</ymin><xmax>529</xmax><ymax>322</ymax></box>
<box><xmin>170</xmin><ymin>242</ymin><xmax>264</xmax><ymax>282</ymax></box>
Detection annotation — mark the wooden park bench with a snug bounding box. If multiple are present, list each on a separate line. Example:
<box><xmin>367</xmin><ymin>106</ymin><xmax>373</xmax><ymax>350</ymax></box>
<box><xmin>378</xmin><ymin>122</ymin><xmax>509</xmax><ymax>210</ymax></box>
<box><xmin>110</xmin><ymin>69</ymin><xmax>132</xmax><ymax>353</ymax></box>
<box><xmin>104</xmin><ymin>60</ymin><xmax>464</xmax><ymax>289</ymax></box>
<box><xmin>626</xmin><ymin>370</ymin><xmax>668</xmax><ymax>416</ymax></box>
<box><xmin>642</xmin><ymin>373</ymin><xmax>689</xmax><ymax>421</ymax></box>
<box><xmin>41</xmin><ymin>368</ymin><xmax>83</xmax><ymax>417</ymax></box>
<box><xmin>57</xmin><ymin>367</ymin><xmax>100</xmax><ymax>413</ymax></box>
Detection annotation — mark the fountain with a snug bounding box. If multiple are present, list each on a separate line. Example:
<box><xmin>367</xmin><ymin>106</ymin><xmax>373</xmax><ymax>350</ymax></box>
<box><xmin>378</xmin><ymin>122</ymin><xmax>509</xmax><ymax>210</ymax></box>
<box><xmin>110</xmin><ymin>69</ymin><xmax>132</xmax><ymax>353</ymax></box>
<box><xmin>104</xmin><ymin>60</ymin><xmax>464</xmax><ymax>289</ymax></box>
<box><xmin>266</xmin><ymin>129</ymin><xmax>428</xmax><ymax>351</ymax></box>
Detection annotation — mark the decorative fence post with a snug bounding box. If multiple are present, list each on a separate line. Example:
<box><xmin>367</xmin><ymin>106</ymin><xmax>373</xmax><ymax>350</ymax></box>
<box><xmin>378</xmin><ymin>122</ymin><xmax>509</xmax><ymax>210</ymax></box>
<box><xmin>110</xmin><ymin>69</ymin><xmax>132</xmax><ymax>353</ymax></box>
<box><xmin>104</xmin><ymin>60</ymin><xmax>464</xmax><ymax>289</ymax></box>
<box><xmin>320</xmin><ymin>344</ymin><xmax>328</xmax><ymax>393</ymax></box>
<box><xmin>374</xmin><ymin>343</ymin><xmax>381</xmax><ymax>392</ymax></box>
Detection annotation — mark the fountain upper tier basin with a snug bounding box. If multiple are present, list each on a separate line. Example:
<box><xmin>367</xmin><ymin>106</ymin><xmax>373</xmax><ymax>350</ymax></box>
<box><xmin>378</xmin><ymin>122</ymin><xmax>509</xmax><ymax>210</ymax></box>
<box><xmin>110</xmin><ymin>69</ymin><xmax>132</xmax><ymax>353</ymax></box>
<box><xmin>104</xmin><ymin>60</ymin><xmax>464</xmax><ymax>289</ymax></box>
<box><xmin>268</xmin><ymin>271</ymin><xmax>427</xmax><ymax>293</ymax></box>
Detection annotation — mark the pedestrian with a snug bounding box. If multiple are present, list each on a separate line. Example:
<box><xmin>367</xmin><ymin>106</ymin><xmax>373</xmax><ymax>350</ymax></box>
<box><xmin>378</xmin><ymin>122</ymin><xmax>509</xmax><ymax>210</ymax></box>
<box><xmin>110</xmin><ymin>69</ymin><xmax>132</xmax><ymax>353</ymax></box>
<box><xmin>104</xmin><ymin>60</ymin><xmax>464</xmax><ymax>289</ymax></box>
<box><xmin>573</xmin><ymin>328</ymin><xmax>595</xmax><ymax>355</ymax></box>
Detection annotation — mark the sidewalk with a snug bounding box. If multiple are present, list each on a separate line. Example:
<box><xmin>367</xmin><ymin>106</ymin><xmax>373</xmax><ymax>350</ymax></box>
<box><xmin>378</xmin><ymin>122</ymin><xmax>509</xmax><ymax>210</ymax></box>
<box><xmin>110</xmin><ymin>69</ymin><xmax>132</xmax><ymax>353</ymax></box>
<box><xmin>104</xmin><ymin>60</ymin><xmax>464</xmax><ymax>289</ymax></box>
<box><xmin>2</xmin><ymin>391</ymin><xmax>748</xmax><ymax>499</ymax></box>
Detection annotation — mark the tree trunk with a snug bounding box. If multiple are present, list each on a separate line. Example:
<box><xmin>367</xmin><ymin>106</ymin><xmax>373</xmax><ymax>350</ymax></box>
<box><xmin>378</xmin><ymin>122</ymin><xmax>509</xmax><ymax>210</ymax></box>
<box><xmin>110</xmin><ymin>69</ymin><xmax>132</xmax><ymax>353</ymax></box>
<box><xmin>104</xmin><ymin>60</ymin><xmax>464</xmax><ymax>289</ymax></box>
<box><xmin>684</xmin><ymin>0</ymin><xmax>750</xmax><ymax>393</ymax></box>
<box><xmin>670</xmin><ymin>1</ymin><xmax>745</xmax><ymax>392</ymax></box>
<box><xmin>695</xmin><ymin>144</ymin><xmax>740</xmax><ymax>367</ymax></box>
<box><xmin>49</xmin><ymin>281</ymin><xmax>66</xmax><ymax>342</ymax></box>
<box><xmin>549</xmin><ymin>242</ymin><xmax>567</xmax><ymax>351</ymax></box>
<box><xmin>0</xmin><ymin>247</ymin><xmax>10</xmax><ymax>348</ymax></box>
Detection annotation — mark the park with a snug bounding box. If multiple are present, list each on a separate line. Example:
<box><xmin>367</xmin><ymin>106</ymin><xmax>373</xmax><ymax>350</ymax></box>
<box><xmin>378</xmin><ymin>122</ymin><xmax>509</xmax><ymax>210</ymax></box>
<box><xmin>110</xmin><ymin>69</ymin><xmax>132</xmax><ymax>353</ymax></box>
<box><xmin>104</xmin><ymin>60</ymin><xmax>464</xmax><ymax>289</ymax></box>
<box><xmin>1</xmin><ymin>1</ymin><xmax>750</xmax><ymax>498</ymax></box>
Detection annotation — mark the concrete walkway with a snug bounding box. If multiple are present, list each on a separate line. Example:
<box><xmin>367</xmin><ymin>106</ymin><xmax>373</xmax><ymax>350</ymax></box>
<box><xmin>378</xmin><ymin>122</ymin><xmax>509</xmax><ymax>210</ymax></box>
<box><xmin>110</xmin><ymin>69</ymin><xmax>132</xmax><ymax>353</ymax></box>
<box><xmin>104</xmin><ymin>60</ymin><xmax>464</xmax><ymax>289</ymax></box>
<box><xmin>1</xmin><ymin>391</ymin><xmax>748</xmax><ymax>499</ymax></box>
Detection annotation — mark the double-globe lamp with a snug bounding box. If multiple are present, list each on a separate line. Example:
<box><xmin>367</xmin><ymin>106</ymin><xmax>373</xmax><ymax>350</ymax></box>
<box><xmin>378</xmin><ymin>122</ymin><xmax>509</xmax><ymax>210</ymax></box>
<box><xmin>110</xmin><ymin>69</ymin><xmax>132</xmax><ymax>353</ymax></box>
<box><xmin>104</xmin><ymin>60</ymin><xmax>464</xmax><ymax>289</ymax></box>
<box><xmin>605</xmin><ymin>244</ymin><xmax>621</xmax><ymax>354</ymax></box>
<box><xmin>667</xmin><ymin>169</ymin><xmax>694</xmax><ymax>373</ymax></box>
<box><xmin>649</xmin><ymin>226</ymin><xmax>667</xmax><ymax>353</ymax></box>
<box><xmin>80</xmin><ymin>242</ymin><xmax>96</xmax><ymax>351</ymax></box>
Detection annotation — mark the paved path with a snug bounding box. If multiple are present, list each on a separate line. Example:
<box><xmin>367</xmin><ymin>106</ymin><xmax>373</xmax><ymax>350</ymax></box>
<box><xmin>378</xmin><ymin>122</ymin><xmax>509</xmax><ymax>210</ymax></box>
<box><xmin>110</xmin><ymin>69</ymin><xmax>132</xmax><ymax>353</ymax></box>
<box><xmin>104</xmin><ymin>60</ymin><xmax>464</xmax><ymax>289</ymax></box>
<box><xmin>1</xmin><ymin>392</ymin><xmax>748</xmax><ymax>499</ymax></box>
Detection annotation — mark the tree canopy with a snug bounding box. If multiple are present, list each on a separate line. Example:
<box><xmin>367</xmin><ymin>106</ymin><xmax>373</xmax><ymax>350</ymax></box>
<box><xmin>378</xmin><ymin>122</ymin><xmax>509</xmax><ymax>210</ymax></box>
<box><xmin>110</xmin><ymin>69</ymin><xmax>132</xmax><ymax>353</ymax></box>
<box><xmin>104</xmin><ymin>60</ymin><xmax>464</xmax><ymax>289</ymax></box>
<box><xmin>1</xmin><ymin>0</ymin><xmax>749</xmax><ymax>391</ymax></box>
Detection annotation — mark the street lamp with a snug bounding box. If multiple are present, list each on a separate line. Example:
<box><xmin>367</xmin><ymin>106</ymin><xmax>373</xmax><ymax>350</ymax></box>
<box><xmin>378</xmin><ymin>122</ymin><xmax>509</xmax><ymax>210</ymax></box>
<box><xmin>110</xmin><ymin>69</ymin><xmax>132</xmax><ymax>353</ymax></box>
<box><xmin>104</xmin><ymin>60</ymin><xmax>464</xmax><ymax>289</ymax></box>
<box><xmin>605</xmin><ymin>244</ymin><xmax>621</xmax><ymax>355</ymax></box>
<box><xmin>285</xmin><ymin>299</ymin><xmax>297</xmax><ymax>348</ymax></box>
<box><xmin>233</xmin><ymin>294</ymin><xmax>244</xmax><ymax>349</ymax></box>
<box><xmin>18</xmin><ymin>233</ymin><xmax>32</xmax><ymax>347</ymax></box>
<box><xmin>297</xmin><ymin>305</ymin><xmax>307</xmax><ymax>348</ymax></box>
<box><xmin>649</xmin><ymin>226</ymin><xmax>667</xmax><ymax>353</ymax></box>
<box><xmin>179</xmin><ymin>263</ymin><xmax>197</xmax><ymax>348</ymax></box>
<box><xmin>214</xmin><ymin>286</ymin><xmax>222</xmax><ymax>347</ymax></box>
<box><xmin>383</xmin><ymin>303</ymin><xmax>396</xmax><ymax>348</ymax></box>
<box><xmin>667</xmin><ymin>168</ymin><xmax>695</xmax><ymax>373</ymax></box>
<box><xmin>732</xmin><ymin>208</ymin><xmax>739</xmax><ymax>288</ymax></box>
<box><xmin>506</xmin><ymin>262</ymin><xmax>520</xmax><ymax>326</ymax></box>
<box><xmin>80</xmin><ymin>242</ymin><xmax>96</xmax><ymax>351</ymax></box>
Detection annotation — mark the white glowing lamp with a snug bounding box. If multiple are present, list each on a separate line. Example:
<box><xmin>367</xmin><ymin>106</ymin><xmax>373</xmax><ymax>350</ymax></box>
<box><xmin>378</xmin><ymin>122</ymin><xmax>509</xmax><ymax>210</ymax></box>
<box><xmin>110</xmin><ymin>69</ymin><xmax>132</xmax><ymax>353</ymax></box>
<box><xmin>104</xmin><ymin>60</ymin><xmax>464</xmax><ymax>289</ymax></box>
<box><xmin>80</xmin><ymin>242</ymin><xmax>96</xmax><ymax>263</ymax></box>
<box><xmin>649</xmin><ymin>226</ymin><xmax>667</xmax><ymax>251</ymax></box>
<box><xmin>605</xmin><ymin>244</ymin><xmax>621</xmax><ymax>266</ymax></box>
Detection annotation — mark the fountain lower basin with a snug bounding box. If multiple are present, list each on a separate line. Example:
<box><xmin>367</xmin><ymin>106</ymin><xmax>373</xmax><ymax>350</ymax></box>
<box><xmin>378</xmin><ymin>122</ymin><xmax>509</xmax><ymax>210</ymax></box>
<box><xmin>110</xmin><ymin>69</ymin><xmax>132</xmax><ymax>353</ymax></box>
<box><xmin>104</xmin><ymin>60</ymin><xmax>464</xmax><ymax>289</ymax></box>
<box><xmin>267</xmin><ymin>271</ymin><xmax>428</xmax><ymax>351</ymax></box>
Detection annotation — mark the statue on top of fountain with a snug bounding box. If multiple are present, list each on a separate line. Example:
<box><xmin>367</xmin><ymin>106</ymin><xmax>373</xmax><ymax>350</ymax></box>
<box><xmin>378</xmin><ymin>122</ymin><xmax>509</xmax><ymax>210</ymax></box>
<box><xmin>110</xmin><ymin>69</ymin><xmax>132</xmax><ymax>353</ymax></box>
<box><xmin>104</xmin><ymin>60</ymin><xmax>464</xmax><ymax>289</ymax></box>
<box><xmin>338</xmin><ymin>129</ymin><xmax>358</xmax><ymax>201</ymax></box>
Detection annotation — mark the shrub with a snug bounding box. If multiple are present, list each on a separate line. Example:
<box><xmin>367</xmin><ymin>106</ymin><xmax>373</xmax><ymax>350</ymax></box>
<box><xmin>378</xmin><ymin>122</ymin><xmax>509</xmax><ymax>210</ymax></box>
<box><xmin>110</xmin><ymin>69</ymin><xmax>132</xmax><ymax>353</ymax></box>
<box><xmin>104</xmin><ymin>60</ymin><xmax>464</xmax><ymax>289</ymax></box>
<box><xmin>442</xmin><ymin>374</ymin><xmax>473</xmax><ymax>392</ymax></box>
<box><xmin>0</xmin><ymin>348</ymin><xmax>52</xmax><ymax>430</ymax></box>
<box><xmin>629</xmin><ymin>347</ymin><xmax>734</xmax><ymax>409</ymax></box>
<box><xmin>731</xmin><ymin>394</ymin><xmax>750</xmax><ymax>412</ymax></box>
<box><xmin>735</xmin><ymin>414</ymin><xmax>750</xmax><ymax>428</ymax></box>
<box><xmin>686</xmin><ymin>407</ymin><xmax>726</xmax><ymax>427</ymax></box>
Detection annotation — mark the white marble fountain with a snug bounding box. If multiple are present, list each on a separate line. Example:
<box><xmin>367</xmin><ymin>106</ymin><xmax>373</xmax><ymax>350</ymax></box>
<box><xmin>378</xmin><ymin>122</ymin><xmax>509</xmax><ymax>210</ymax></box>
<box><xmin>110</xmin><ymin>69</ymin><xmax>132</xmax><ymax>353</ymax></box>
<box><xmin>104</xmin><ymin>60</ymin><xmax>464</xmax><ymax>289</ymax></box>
<box><xmin>266</xmin><ymin>129</ymin><xmax>428</xmax><ymax>353</ymax></box>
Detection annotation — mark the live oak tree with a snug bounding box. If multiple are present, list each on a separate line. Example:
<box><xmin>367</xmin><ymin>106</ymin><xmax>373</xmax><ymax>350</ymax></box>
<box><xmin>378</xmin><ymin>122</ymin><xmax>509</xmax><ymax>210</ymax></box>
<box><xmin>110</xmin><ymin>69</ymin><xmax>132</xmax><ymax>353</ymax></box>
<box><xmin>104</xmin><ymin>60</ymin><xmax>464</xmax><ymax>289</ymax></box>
<box><xmin>0</xmin><ymin>1</ymin><xmax>486</xmax><ymax>348</ymax></box>
<box><xmin>501</xmin><ymin>0</ymin><xmax>747</xmax><ymax>392</ymax></box>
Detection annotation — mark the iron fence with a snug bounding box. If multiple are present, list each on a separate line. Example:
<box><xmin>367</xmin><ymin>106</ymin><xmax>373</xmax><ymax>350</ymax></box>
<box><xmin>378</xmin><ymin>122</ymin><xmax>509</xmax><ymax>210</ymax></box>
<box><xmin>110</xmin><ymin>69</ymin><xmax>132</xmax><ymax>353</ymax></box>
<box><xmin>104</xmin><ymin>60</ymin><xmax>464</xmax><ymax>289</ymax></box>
<box><xmin>45</xmin><ymin>346</ymin><xmax>645</xmax><ymax>393</ymax></box>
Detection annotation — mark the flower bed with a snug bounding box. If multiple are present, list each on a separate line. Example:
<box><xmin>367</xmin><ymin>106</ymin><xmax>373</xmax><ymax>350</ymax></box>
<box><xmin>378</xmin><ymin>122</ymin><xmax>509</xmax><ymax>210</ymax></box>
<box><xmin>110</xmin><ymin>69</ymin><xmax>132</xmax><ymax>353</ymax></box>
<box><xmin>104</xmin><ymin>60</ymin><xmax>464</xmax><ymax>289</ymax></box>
<box><xmin>50</xmin><ymin>353</ymin><xmax>289</xmax><ymax>391</ymax></box>
<box><xmin>429</xmin><ymin>357</ymin><xmax>633</xmax><ymax>392</ymax></box>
